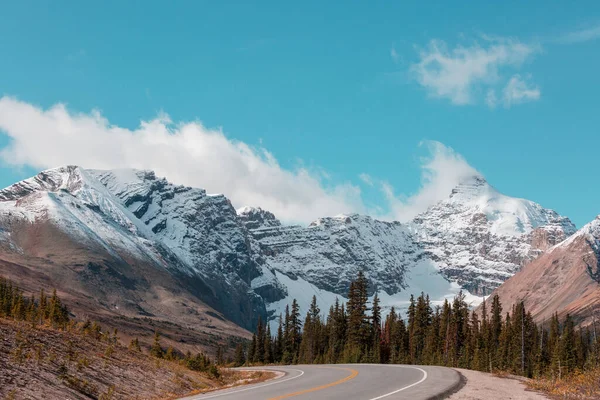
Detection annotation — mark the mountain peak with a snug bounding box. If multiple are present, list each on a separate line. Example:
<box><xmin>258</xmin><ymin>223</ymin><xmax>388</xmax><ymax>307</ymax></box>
<box><xmin>237</xmin><ymin>206</ymin><xmax>281</xmax><ymax>229</ymax></box>
<box><xmin>0</xmin><ymin>165</ymin><xmax>89</xmax><ymax>201</ymax></box>
<box><xmin>448</xmin><ymin>174</ymin><xmax>493</xmax><ymax>201</ymax></box>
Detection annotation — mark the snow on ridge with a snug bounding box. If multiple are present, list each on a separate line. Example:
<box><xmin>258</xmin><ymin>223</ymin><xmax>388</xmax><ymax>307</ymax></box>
<box><xmin>0</xmin><ymin>165</ymin><xmax>579</xmax><ymax>328</ymax></box>
<box><xmin>236</xmin><ymin>206</ymin><xmax>257</xmax><ymax>215</ymax></box>
<box><xmin>442</xmin><ymin>175</ymin><xmax>575</xmax><ymax>237</ymax></box>
<box><xmin>552</xmin><ymin>215</ymin><xmax>600</xmax><ymax>253</ymax></box>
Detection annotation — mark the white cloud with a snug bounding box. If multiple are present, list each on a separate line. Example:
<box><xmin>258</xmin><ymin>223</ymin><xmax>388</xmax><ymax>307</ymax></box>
<box><xmin>485</xmin><ymin>89</ymin><xmax>498</xmax><ymax>109</ymax></box>
<box><xmin>380</xmin><ymin>141</ymin><xmax>480</xmax><ymax>222</ymax></box>
<box><xmin>410</xmin><ymin>37</ymin><xmax>539</xmax><ymax>106</ymax></box>
<box><xmin>358</xmin><ymin>173</ymin><xmax>374</xmax><ymax>186</ymax></box>
<box><xmin>503</xmin><ymin>75</ymin><xmax>540</xmax><ymax>107</ymax></box>
<box><xmin>0</xmin><ymin>97</ymin><xmax>482</xmax><ymax>225</ymax></box>
<box><xmin>558</xmin><ymin>24</ymin><xmax>600</xmax><ymax>44</ymax></box>
<box><xmin>0</xmin><ymin>97</ymin><xmax>366</xmax><ymax>224</ymax></box>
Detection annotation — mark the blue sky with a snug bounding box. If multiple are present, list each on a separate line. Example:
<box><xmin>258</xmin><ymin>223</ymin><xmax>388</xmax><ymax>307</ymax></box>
<box><xmin>1</xmin><ymin>1</ymin><xmax>600</xmax><ymax>226</ymax></box>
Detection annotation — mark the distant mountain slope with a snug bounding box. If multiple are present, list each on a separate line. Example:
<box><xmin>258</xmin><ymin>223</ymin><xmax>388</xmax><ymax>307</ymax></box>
<box><xmin>0</xmin><ymin>166</ymin><xmax>577</xmax><ymax>333</ymax></box>
<box><xmin>488</xmin><ymin>217</ymin><xmax>600</xmax><ymax>327</ymax></box>
<box><xmin>238</xmin><ymin>177</ymin><xmax>575</xmax><ymax>325</ymax></box>
<box><xmin>0</xmin><ymin>166</ymin><xmax>265</xmax><ymax>337</ymax></box>
<box><xmin>412</xmin><ymin>176</ymin><xmax>576</xmax><ymax>295</ymax></box>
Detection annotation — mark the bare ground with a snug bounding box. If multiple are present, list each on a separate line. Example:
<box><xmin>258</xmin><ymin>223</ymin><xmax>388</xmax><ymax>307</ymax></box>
<box><xmin>0</xmin><ymin>319</ymin><xmax>271</xmax><ymax>400</ymax></box>
<box><xmin>447</xmin><ymin>369</ymin><xmax>549</xmax><ymax>400</ymax></box>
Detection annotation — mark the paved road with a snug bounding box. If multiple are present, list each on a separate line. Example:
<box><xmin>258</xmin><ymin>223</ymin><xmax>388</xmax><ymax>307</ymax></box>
<box><xmin>182</xmin><ymin>364</ymin><xmax>462</xmax><ymax>400</ymax></box>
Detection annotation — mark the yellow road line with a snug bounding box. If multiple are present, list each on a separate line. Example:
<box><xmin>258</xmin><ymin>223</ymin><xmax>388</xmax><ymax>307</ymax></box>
<box><xmin>267</xmin><ymin>367</ymin><xmax>359</xmax><ymax>400</ymax></box>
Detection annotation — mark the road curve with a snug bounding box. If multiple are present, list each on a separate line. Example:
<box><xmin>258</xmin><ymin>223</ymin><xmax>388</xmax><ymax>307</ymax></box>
<box><xmin>181</xmin><ymin>364</ymin><xmax>462</xmax><ymax>400</ymax></box>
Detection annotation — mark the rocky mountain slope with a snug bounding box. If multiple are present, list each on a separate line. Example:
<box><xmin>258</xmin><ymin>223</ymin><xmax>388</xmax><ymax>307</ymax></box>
<box><xmin>487</xmin><ymin>216</ymin><xmax>600</xmax><ymax>327</ymax></box>
<box><xmin>0</xmin><ymin>166</ymin><xmax>577</xmax><ymax>333</ymax></box>
<box><xmin>238</xmin><ymin>175</ymin><xmax>575</xmax><ymax>324</ymax></box>
<box><xmin>411</xmin><ymin>176</ymin><xmax>576</xmax><ymax>295</ymax></box>
<box><xmin>0</xmin><ymin>167</ymin><xmax>261</xmax><ymax>347</ymax></box>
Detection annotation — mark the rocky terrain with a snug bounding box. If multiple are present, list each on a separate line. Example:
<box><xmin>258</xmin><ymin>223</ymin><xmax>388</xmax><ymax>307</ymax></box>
<box><xmin>411</xmin><ymin>176</ymin><xmax>576</xmax><ymax>295</ymax></box>
<box><xmin>0</xmin><ymin>166</ymin><xmax>579</xmax><ymax>334</ymax></box>
<box><xmin>488</xmin><ymin>216</ymin><xmax>600</xmax><ymax>327</ymax></box>
<box><xmin>239</xmin><ymin>176</ymin><xmax>576</xmax><ymax>322</ymax></box>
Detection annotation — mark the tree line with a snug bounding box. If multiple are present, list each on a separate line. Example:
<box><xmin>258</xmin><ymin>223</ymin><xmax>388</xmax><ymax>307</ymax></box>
<box><xmin>243</xmin><ymin>271</ymin><xmax>600</xmax><ymax>378</ymax></box>
<box><xmin>0</xmin><ymin>276</ymin><xmax>70</xmax><ymax>329</ymax></box>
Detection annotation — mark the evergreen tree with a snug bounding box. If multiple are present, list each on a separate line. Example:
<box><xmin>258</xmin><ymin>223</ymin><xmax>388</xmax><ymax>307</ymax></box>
<box><xmin>129</xmin><ymin>338</ymin><xmax>141</xmax><ymax>352</ymax></box>
<box><xmin>288</xmin><ymin>299</ymin><xmax>302</xmax><ymax>361</ymax></box>
<box><xmin>234</xmin><ymin>342</ymin><xmax>246</xmax><ymax>367</ymax></box>
<box><xmin>216</xmin><ymin>345</ymin><xmax>224</xmax><ymax>365</ymax></box>
<box><xmin>275</xmin><ymin>314</ymin><xmax>284</xmax><ymax>362</ymax></box>
<box><xmin>490</xmin><ymin>294</ymin><xmax>503</xmax><ymax>370</ymax></box>
<box><xmin>282</xmin><ymin>305</ymin><xmax>292</xmax><ymax>364</ymax></box>
<box><xmin>150</xmin><ymin>331</ymin><xmax>164</xmax><ymax>358</ymax></box>
<box><xmin>243</xmin><ymin>270</ymin><xmax>597</xmax><ymax>380</ymax></box>
<box><xmin>371</xmin><ymin>293</ymin><xmax>382</xmax><ymax>362</ymax></box>
<box><xmin>254</xmin><ymin>316</ymin><xmax>265</xmax><ymax>363</ymax></box>
<box><xmin>346</xmin><ymin>271</ymin><xmax>370</xmax><ymax>359</ymax></box>
<box><xmin>264</xmin><ymin>324</ymin><xmax>273</xmax><ymax>364</ymax></box>
<box><xmin>248</xmin><ymin>333</ymin><xmax>257</xmax><ymax>364</ymax></box>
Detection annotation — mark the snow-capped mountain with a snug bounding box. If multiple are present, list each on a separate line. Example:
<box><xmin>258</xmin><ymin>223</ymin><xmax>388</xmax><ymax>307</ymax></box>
<box><xmin>412</xmin><ymin>175</ymin><xmax>576</xmax><ymax>295</ymax></box>
<box><xmin>235</xmin><ymin>175</ymin><xmax>575</xmax><ymax>327</ymax></box>
<box><xmin>0</xmin><ymin>166</ymin><xmax>577</xmax><ymax>333</ymax></box>
<box><xmin>0</xmin><ymin>166</ymin><xmax>272</xmax><ymax>331</ymax></box>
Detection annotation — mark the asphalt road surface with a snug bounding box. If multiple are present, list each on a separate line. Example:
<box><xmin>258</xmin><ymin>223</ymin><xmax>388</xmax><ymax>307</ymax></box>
<box><xmin>182</xmin><ymin>364</ymin><xmax>462</xmax><ymax>400</ymax></box>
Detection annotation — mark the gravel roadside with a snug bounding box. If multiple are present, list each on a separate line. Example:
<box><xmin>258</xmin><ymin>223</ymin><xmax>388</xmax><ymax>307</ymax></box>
<box><xmin>447</xmin><ymin>369</ymin><xmax>549</xmax><ymax>400</ymax></box>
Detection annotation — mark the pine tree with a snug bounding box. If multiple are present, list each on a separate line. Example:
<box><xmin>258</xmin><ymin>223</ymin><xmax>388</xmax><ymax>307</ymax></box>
<box><xmin>371</xmin><ymin>293</ymin><xmax>381</xmax><ymax>363</ymax></box>
<box><xmin>248</xmin><ymin>333</ymin><xmax>257</xmax><ymax>364</ymax></box>
<box><xmin>129</xmin><ymin>338</ymin><xmax>141</xmax><ymax>352</ymax></box>
<box><xmin>490</xmin><ymin>294</ymin><xmax>503</xmax><ymax>370</ymax></box>
<box><xmin>39</xmin><ymin>288</ymin><xmax>47</xmax><ymax>325</ymax></box>
<box><xmin>560</xmin><ymin>314</ymin><xmax>577</xmax><ymax>373</ymax></box>
<box><xmin>282</xmin><ymin>305</ymin><xmax>292</xmax><ymax>364</ymax></box>
<box><xmin>275</xmin><ymin>314</ymin><xmax>284</xmax><ymax>362</ymax></box>
<box><xmin>264</xmin><ymin>324</ymin><xmax>272</xmax><ymax>364</ymax></box>
<box><xmin>288</xmin><ymin>299</ymin><xmax>302</xmax><ymax>362</ymax></box>
<box><xmin>479</xmin><ymin>298</ymin><xmax>491</xmax><ymax>372</ymax></box>
<box><xmin>234</xmin><ymin>342</ymin><xmax>246</xmax><ymax>367</ymax></box>
<box><xmin>346</xmin><ymin>271</ymin><xmax>370</xmax><ymax>360</ymax></box>
<box><xmin>216</xmin><ymin>345</ymin><xmax>224</xmax><ymax>365</ymax></box>
<box><xmin>165</xmin><ymin>346</ymin><xmax>176</xmax><ymax>361</ymax></box>
<box><xmin>254</xmin><ymin>316</ymin><xmax>265</xmax><ymax>363</ymax></box>
<box><xmin>150</xmin><ymin>331</ymin><xmax>164</xmax><ymax>358</ymax></box>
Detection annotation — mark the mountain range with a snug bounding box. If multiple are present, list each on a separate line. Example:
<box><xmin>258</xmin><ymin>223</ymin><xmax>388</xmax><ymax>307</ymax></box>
<box><xmin>0</xmin><ymin>165</ymin><xmax>596</xmax><ymax>341</ymax></box>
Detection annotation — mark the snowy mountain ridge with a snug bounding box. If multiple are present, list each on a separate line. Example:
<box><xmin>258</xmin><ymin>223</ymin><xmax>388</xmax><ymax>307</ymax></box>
<box><xmin>0</xmin><ymin>166</ymin><xmax>576</xmax><ymax>331</ymax></box>
<box><xmin>410</xmin><ymin>175</ymin><xmax>576</xmax><ymax>294</ymax></box>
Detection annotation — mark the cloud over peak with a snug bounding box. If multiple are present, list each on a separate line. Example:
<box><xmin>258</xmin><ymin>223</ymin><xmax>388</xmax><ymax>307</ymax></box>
<box><xmin>380</xmin><ymin>141</ymin><xmax>480</xmax><ymax>221</ymax></box>
<box><xmin>0</xmin><ymin>97</ymin><xmax>481</xmax><ymax>224</ymax></box>
<box><xmin>0</xmin><ymin>97</ymin><xmax>368</xmax><ymax>224</ymax></box>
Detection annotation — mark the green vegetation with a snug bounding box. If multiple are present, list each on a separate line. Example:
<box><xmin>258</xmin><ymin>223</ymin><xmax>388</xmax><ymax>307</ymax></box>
<box><xmin>248</xmin><ymin>271</ymin><xmax>600</xmax><ymax>380</ymax></box>
<box><xmin>0</xmin><ymin>277</ymin><xmax>69</xmax><ymax>329</ymax></box>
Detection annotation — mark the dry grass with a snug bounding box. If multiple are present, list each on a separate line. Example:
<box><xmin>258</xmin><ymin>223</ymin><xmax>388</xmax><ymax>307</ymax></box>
<box><xmin>527</xmin><ymin>368</ymin><xmax>600</xmax><ymax>399</ymax></box>
<box><xmin>0</xmin><ymin>319</ymin><xmax>268</xmax><ymax>400</ymax></box>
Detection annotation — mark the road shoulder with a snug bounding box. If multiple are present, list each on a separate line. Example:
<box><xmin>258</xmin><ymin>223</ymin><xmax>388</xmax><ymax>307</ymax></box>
<box><xmin>446</xmin><ymin>369</ymin><xmax>549</xmax><ymax>400</ymax></box>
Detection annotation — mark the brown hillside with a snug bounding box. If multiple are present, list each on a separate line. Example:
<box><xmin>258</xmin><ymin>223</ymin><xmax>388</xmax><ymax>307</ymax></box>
<box><xmin>487</xmin><ymin>233</ymin><xmax>600</xmax><ymax>327</ymax></box>
<box><xmin>0</xmin><ymin>319</ymin><xmax>270</xmax><ymax>400</ymax></box>
<box><xmin>0</xmin><ymin>218</ymin><xmax>250</xmax><ymax>355</ymax></box>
